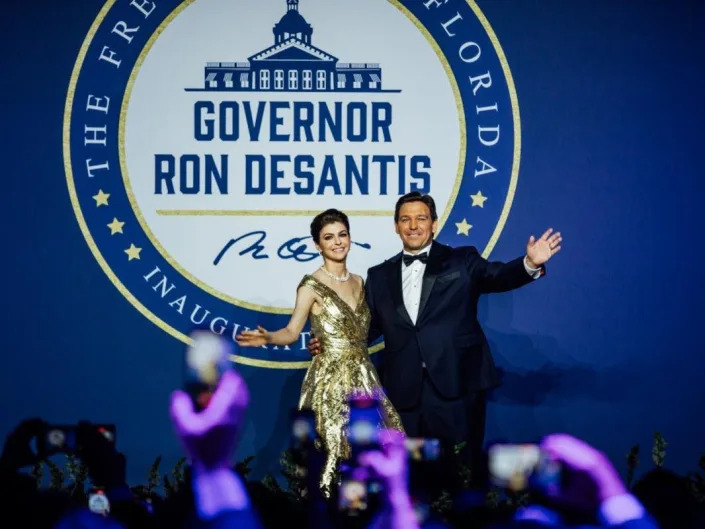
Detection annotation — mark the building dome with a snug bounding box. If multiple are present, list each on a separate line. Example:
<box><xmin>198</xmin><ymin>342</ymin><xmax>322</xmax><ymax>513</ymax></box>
<box><xmin>273</xmin><ymin>0</ymin><xmax>312</xmax><ymax>44</ymax></box>
<box><xmin>275</xmin><ymin>10</ymin><xmax>311</xmax><ymax>35</ymax></box>
<box><xmin>274</xmin><ymin>9</ymin><xmax>311</xmax><ymax>33</ymax></box>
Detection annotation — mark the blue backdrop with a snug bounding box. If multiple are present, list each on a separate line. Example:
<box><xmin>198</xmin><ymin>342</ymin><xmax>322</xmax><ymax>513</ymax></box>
<box><xmin>1</xmin><ymin>0</ymin><xmax>704</xmax><ymax>485</ymax></box>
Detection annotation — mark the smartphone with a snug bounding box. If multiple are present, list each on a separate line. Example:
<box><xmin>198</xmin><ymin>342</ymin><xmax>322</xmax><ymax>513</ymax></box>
<box><xmin>291</xmin><ymin>409</ymin><xmax>316</xmax><ymax>446</ymax></box>
<box><xmin>39</xmin><ymin>425</ymin><xmax>78</xmax><ymax>455</ymax></box>
<box><xmin>38</xmin><ymin>424</ymin><xmax>116</xmax><ymax>456</ymax></box>
<box><xmin>488</xmin><ymin>443</ymin><xmax>561</xmax><ymax>492</ymax></box>
<box><xmin>347</xmin><ymin>395</ymin><xmax>382</xmax><ymax>461</ymax></box>
<box><xmin>184</xmin><ymin>328</ymin><xmax>233</xmax><ymax>410</ymax></box>
<box><xmin>338</xmin><ymin>469</ymin><xmax>369</xmax><ymax>516</ymax></box>
<box><xmin>405</xmin><ymin>438</ymin><xmax>441</xmax><ymax>462</ymax></box>
<box><xmin>290</xmin><ymin>409</ymin><xmax>317</xmax><ymax>466</ymax></box>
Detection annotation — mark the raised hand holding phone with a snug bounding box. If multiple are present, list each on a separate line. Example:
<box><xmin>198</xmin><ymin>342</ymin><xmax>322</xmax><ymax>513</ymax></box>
<box><xmin>170</xmin><ymin>369</ymin><xmax>252</xmax><ymax>518</ymax></box>
<box><xmin>359</xmin><ymin>429</ymin><xmax>419</xmax><ymax>529</ymax></box>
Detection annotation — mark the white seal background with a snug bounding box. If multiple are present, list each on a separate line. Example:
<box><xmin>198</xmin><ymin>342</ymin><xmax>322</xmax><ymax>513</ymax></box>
<box><xmin>123</xmin><ymin>0</ymin><xmax>461</xmax><ymax>309</ymax></box>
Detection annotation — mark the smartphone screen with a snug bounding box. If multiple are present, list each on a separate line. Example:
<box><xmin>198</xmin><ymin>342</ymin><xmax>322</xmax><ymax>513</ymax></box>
<box><xmin>347</xmin><ymin>396</ymin><xmax>382</xmax><ymax>460</ymax></box>
<box><xmin>338</xmin><ymin>476</ymin><xmax>368</xmax><ymax>515</ymax></box>
<box><xmin>291</xmin><ymin>409</ymin><xmax>316</xmax><ymax>447</ymax></box>
<box><xmin>489</xmin><ymin>444</ymin><xmax>540</xmax><ymax>490</ymax></box>
<box><xmin>184</xmin><ymin>329</ymin><xmax>233</xmax><ymax>410</ymax></box>
<box><xmin>405</xmin><ymin>438</ymin><xmax>441</xmax><ymax>461</ymax></box>
<box><xmin>488</xmin><ymin>444</ymin><xmax>561</xmax><ymax>492</ymax></box>
<box><xmin>290</xmin><ymin>409</ymin><xmax>316</xmax><ymax>467</ymax></box>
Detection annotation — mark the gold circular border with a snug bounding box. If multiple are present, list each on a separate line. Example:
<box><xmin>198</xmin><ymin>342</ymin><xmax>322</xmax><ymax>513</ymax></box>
<box><xmin>64</xmin><ymin>0</ymin><xmax>519</xmax><ymax>369</ymax></box>
<box><xmin>118</xmin><ymin>0</ymin><xmax>467</xmax><ymax>314</ymax></box>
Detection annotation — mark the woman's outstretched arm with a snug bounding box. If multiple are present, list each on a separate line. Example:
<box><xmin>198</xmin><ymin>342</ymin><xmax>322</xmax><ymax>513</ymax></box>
<box><xmin>236</xmin><ymin>285</ymin><xmax>316</xmax><ymax>347</ymax></box>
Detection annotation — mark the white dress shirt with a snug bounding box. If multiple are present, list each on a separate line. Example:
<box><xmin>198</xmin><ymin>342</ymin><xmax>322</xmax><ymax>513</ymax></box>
<box><xmin>401</xmin><ymin>246</ymin><xmax>542</xmax><ymax>325</ymax></box>
<box><xmin>401</xmin><ymin>247</ymin><xmax>431</xmax><ymax>325</ymax></box>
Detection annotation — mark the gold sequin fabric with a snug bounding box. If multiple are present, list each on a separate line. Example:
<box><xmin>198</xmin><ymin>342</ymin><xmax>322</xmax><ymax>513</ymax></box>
<box><xmin>297</xmin><ymin>275</ymin><xmax>404</xmax><ymax>496</ymax></box>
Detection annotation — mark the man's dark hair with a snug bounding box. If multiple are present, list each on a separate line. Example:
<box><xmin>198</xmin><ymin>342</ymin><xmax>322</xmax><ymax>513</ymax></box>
<box><xmin>310</xmin><ymin>208</ymin><xmax>350</xmax><ymax>243</ymax></box>
<box><xmin>394</xmin><ymin>192</ymin><xmax>438</xmax><ymax>222</ymax></box>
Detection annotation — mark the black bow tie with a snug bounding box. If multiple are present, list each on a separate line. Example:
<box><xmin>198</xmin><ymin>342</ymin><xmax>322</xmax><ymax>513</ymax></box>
<box><xmin>403</xmin><ymin>253</ymin><xmax>429</xmax><ymax>266</ymax></box>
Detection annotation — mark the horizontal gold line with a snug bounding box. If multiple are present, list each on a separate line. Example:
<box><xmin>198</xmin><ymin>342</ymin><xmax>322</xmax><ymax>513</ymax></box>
<box><xmin>230</xmin><ymin>355</ymin><xmax>311</xmax><ymax>369</ymax></box>
<box><xmin>156</xmin><ymin>209</ymin><xmax>394</xmax><ymax>217</ymax></box>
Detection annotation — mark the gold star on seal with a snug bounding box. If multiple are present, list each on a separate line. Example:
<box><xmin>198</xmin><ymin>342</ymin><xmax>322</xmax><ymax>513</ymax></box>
<box><xmin>107</xmin><ymin>218</ymin><xmax>125</xmax><ymax>235</ymax></box>
<box><xmin>124</xmin><ymin>244</ymin><xmax>142</xmax><ymax>261</ymax></box>
<box><xmin>470</xmin><ymin>191</ymin><xmax>488</xmax><ymax>208</ymax></box>
<box><xmin>92</xmin><ymin>189</ymin><xmax>110</xmax><ymax>207</ymax></box>
<box><xmin>455</xmin><ymin>218</ymin><xmax>472</xmax><ymax>236</ymax></box>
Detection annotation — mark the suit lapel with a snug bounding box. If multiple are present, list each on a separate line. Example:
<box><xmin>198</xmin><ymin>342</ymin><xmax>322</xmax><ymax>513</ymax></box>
<box><xmin>417</xmin><ymin>242</ymin><xmax>445</xmax><ymax>323</ymax></box>
<box><xmin>386</xmin><ymin>253</ymin><xmax>414</xmax><ymax>328</ymax></box>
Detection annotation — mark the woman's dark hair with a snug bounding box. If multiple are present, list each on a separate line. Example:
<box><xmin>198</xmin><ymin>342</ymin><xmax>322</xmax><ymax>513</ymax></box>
<box><xmin>310</xmin><ymin>209</ymin><xmax>350</xmax><ymax>243</ymax></box>
<box><xmin>394</xmin><ymin>192</ymin><xmax>438</xmax><ymax>222</ymax></box>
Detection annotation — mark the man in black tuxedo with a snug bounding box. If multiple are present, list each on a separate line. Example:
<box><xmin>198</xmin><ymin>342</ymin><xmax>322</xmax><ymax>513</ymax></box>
<box><xmin>311</xmin><ymin>192</ymin><xmax>562</xmax><ymax>467</ymax></box>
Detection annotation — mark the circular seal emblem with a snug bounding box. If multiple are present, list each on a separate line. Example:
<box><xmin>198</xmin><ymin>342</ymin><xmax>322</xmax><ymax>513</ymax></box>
<box><xmin>64</xmin><ymin>0</ymin><xmax>520</xmax><ymax>368</ymax></box>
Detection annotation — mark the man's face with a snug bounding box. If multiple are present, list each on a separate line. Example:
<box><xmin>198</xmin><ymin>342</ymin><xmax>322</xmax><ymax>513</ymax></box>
<box><xmin>394</xmin><ymin>201</ymin><xmax>437</xmax><ymax>253</ymax></box>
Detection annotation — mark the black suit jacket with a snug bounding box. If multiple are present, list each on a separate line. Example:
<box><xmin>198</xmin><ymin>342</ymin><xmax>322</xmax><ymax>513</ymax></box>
<box><xmin>365</xmin><ymin>241</ymin><xmax>542</xmax><ymax>410</ymax></box>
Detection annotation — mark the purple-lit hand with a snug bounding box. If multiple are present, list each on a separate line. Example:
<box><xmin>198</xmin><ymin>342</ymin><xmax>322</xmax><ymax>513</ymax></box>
<box><xmin>359</xmin><ymin>429</ymin><xmax>418</xmax><ymax>529</ymax></box>
<box><xmin>170</xmin><ymin>370</ymin><xmax>249</xmax><ymax>471</ymax></box>
<box><xmin>540</xmin><ymin>433</ymin><xmax>627</xmax><ymax>511</ymax></box>
<box><xmin>359</xmin><ymin>429</ymin><xmax>408</xmax><ymax>491</ymax></box>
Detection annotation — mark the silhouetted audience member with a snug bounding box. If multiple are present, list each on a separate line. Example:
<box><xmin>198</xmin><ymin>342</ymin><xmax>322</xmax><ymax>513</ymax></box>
<box><xmin>0</xmin><ymin>418</ymin><xmax>73</xmax><ymax>528</ymax></box>
<box><xmin>5</xmin><ymin>385</ymin><xmax>702</xmax><ymax>529</ymax></box>
<box><xmin>633</xmin><ymin>468</ymin><xmax>704</xmax><ymax>529</ymax></box>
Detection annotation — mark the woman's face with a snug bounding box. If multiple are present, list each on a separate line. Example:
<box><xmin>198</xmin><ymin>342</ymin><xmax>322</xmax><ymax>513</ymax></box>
<box><xmin>315</xmin><ymin>221</ymin><xmax>351</xmax><ymax>263</ymax></box>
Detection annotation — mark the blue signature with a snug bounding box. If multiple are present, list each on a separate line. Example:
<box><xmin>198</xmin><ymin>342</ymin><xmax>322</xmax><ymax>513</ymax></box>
<box><xmin>213</xmin><ymin>231</ymin><xmax>371</xmax><ymax>264</ymax></box>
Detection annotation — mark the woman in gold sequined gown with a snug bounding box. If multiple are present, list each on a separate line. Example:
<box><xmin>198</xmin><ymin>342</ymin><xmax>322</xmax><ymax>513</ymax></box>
<box><xmin>236</xmin><ymin>209</ymin><xmax>404</xmax><ymax>495</ymax></box>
